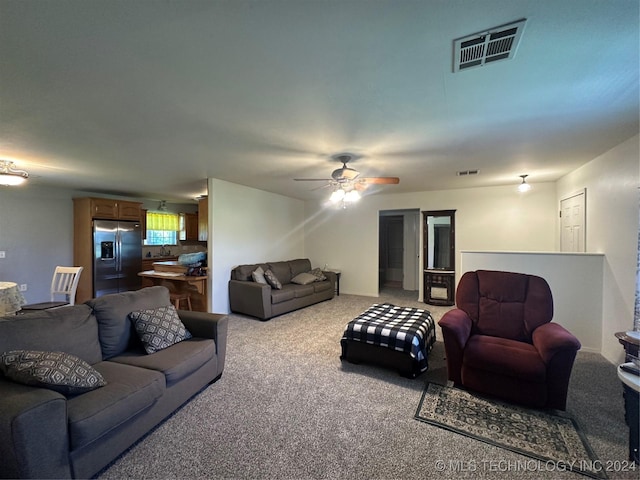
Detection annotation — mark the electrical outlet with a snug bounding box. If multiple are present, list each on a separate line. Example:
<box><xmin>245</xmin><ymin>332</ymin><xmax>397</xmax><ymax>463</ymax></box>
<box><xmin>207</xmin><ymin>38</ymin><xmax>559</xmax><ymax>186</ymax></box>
<box><xmin>0</xmin><ymin>251</ymin><xmax>5</xmax><ymax>258</ymax></box>
<box><xmin>19</xmin><ymin>284</ymin><xmax>27</xmax><ymax>292</ymax></box>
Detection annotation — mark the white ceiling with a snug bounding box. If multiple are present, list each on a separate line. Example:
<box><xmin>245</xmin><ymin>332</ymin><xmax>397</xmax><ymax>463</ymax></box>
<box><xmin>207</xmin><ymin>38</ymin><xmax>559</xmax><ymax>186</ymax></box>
<box><xmin>1</xmin><ymin>0</ymin><xmax>638</xmax><ymax>203</ymax></box>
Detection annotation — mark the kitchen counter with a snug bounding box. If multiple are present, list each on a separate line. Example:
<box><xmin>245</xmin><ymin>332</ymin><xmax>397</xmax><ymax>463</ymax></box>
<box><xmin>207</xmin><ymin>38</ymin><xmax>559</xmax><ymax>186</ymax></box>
<box><xmin>138</xmin><ymin>270</ymin><xmax>208</xmax><ymax>312</ymax></box>
<box><xmin>141</xmin><ymin>256</ymin><xmax>178</xmax><ymax>271</ymax></box>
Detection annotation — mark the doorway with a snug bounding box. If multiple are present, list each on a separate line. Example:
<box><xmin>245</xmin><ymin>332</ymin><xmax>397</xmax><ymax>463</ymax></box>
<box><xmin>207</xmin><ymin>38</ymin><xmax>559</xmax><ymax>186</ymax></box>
<box><xmin>378</xmin><ymin>209</ymin><xmax>420</xmax><ymax>293</ymax></box>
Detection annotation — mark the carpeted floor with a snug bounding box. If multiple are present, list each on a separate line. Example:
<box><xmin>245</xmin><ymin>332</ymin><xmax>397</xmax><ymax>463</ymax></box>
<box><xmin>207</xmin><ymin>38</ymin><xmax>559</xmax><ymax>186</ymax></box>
<box><xmin>98</xmin><ymin>289</ymin><xmax>637</xmax><ymax>479</ymax></box>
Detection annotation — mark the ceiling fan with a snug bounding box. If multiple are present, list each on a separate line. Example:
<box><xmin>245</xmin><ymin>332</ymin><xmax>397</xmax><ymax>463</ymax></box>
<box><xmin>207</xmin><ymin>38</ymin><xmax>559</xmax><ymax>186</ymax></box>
<box><xmin>294</xmin><ymin>153</ymin><xmax>400</xmax><ymax>191</ymax></box>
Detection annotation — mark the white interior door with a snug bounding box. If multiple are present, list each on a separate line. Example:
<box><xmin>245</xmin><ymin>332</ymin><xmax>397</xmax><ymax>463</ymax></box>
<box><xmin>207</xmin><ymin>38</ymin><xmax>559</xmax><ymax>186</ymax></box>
<box><xmin>560</xmin><ymin>190</ymin><xmax>586</xmax><ymax>252</ymax></box>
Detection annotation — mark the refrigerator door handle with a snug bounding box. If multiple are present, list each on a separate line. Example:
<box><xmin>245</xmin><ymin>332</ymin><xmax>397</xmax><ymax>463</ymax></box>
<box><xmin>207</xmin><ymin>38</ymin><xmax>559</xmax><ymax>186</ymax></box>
<box><xmin>116</xmin><ymin>230</ymin><xmax>121</xmax><ymax>272</ymax></box>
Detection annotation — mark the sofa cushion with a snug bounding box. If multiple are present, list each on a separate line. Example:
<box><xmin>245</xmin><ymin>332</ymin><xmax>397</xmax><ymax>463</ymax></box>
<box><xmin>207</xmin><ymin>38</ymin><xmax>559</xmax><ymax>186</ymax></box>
<box><xmin>0</xmin><ymin>350</ymin><xmax>106</xmax><ymax>395</ymax></box>
<box><xmin>66</xmin><ymin>361</ymin><xmax>165</xmax><ymax>450</ymax></box>
<box><xmin>313</xmin><ymin>281</ymin><xmax>332</xmax><ymax>293</ymax></box>
<box><xmin>109</xmin><ymin>338</ymin><xmax>216</xmax><ymax>386</ymax></box>
<box><xmin>463</xmin><ymin>335</ymin><xmax>546</xmax><ymax>381</ymax></box>
<box><xmin>293</xmin><ymin>284</ymin><xmax>314</xmax><ymax>298</ymax></box>
<box><xmin>251</xmin><ymin>266</ymin><xmax>268</xmax><ymax>284</ymax></box>
<box><xmin>0</xmin><ymin>305</ymin><xmax>102</xmax><ymax>365</ymax></box>
<box><xmin>129</xmin><ymin>305</ymin><xmax>192</xmax><ymax>354</ymax></box>
<box><xmin>271</xmin><ymin>286</ymin><xmax>295</xmax><ymax>304</ymax></box>
<box><xmin>291</xmin><ymin>272</ymin><xmax>317</xmax><ymax>285</ymax></box>
<box><xmin>86</xmin><ymin>286</ymin><xmax>172</xmax><ymax>360</ymax></box>
<box><xmin>264</xmin><ymin>269</ymin><xmax>283</xmax><ymax>290</ymax></box>
<box><xmin>289</xmin><ymin>258</ymin><xmax>312</xmax><ymax>278</ymax></box>
<box><xmin>232</xmin><ymin>263</ymin><xmax>268</xmax><ymax>281</ymax></box>
<box><xmin>267</xmin><ymin>261</ymin><xmax>292</xmax><ymax>284</ymax></box>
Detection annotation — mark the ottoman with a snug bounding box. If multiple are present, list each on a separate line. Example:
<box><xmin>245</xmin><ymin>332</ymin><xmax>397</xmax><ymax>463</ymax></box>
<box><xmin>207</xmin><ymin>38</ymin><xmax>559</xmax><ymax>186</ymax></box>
<box><xmin>340</xmin><ymin>303</ymin><xmax>436</xmax><ymax>378</ymax></box>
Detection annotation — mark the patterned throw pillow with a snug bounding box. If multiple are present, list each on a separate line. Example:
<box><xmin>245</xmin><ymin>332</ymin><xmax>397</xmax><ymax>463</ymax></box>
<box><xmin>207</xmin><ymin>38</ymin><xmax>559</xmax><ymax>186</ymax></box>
<box><xmin>263</xmin><ymin>269</ymin><xmax>282</xmax><ymax>289</ymax></box>
<box><xmin>309</xmin><ymin>268</ymin><xmax>327</xmax><ymax>281</ymax></box>
<box><xmin>252</xmin><ymin>266</ymin><xmax>268</xmax><ymax>284</ymax></box>
<box><xmin>0</xmin><ymin>350</ymin><xmax>106</xmax><ymax>395</ymax></box>
<box><xmin>129</xmin><ymin>305</ymin><xmax>192</xmax><ymax>354</ymax></box>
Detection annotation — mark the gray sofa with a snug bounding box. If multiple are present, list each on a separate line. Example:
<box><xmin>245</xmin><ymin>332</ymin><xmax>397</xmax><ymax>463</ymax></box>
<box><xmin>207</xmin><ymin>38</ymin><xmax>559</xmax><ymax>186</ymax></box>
<box><xmin>0</xmin><ymin>286</ymin><xmax>228</xmax><ymax>479</ymax></box>
<box><xmin>229</xmin><ymin>258</ymin><xmax>336</xmax><ymax>320</ymax></box>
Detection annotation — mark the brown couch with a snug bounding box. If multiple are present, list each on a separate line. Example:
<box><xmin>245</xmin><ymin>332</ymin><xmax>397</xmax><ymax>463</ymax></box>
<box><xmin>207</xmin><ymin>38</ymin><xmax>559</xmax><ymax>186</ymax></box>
<box><xmin>0</xmin><ymin>286</ymin><xmax>228</xmax><ymax>479</ymax></box>
<box><xmin>229</xmin><ymin>258</ymin><xmax>336</xmax><ymax>320</ymax></box>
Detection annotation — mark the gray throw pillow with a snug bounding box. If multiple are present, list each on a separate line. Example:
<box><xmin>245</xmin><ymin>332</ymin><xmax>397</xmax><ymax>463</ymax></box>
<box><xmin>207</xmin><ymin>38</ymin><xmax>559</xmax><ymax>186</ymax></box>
<box><xmin>264</xmin><ymin>269</ymin><xmax>282</xmax><ymax>289</ymax></box>
<box><xmin>291</xmin><ymin>272</ymin><xmax>317</xmax><ymax>285</ymax></box>
<box><xmin>309</xmin><ymin>268</ymin><xmax>327</xmax><ymax>281</ymax></box>
<box><xmin>252</xmin><ymin>266</ymin><xmax>268</xmax><ymax>284</ymax></box>
<box><xmin>129</xmin><ymin>305</ymin><xmax>192</xmax><ymax>354</ymax></box>
<box><xmin>0</xmin><ymin>350</ymin><xmax>106</xmax><ymax>395</ymax></box>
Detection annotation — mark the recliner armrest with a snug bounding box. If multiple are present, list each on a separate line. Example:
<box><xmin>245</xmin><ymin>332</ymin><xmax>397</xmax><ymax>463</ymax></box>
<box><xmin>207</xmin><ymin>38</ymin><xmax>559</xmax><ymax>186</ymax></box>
<box><xmin>438</xmin><ymin>309</ymin><xmax>473</xmax><ymax>385</ymax></box>
<box><xmin>532</xmin><ymin>322</ymin><xmax>581</xmax><ymax>410</ymax></box>
<box><xmin>532</xmin><ymin>322</ymin><xmax>581</xmax><ymax>364</ymax></box>
<box><xmin>438</xmin><ymin>309</ymin><xmax>473</xmax><ymax>347</ymax></box>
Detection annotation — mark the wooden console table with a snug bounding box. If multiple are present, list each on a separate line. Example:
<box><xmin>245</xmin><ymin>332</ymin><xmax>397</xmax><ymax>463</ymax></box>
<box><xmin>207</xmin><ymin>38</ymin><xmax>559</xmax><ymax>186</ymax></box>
<box><xmin>138</xmin><ymin>271</ymin><xmax>208</xmax><ymax>312</ymax></box>
<box><xmin>424</xmin><ymin>270</ymin><xmax>455</xmax><ymax>306</ymax></box>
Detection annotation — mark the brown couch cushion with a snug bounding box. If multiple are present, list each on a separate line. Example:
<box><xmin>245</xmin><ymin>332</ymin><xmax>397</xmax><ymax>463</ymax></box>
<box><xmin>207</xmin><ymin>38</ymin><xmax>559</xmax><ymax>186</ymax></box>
<box><xmin>460</xmin><ymin>270</ymin><xmax>553</xmax><ymax>342</ymax></box>
<box><xmin>86</xmin><ymin>286</ymin><xmax>172</xmax><ymax>360</ymax></box>
<box><xmin>66</xmin><ymin>361</ymin><xmax>164</xmax><ymax>450</ymax></box>
<box><xmin>109</xmin><ymin>338</ymin><xmax>216</xmax><ymax>387</ymax></box>
<box><xmin>0</xmin><ymin>305</ymin><xmax>102</xmax><ymax>365</ymax></box>
<box><xmin>289</xmin><ymin>259</ymin><xmax>312</xmax><ymax>278</ymax></box>
<box><xmin>267</xmin><ymin>261</ymin><xmax>292</xmax><ymax>284</ymax></box>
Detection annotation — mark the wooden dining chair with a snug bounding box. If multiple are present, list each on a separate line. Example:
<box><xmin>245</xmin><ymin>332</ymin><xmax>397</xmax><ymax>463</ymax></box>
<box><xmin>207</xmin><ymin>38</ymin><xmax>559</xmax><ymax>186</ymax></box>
<box><xmin>21</xmin><ymin>266</ymin><xmax>84</xmax><ymax>311</ymax></box>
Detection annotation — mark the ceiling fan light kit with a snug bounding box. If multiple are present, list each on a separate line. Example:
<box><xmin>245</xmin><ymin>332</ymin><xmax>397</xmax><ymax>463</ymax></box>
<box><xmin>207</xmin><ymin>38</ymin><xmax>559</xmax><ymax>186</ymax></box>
<box><xmin>0</xmin><ymin>160</ymin><xmax>29</xmax><ymax>186</ymax></box>
<box><xmin>295</xmin><ymin>153</ymin><xmax>399</xmax><ymax>208</ymax></box>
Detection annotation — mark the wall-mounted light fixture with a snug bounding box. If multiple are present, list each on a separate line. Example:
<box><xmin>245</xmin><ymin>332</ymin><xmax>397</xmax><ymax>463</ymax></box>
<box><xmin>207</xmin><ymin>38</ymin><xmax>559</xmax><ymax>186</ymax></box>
<box><xmin>0</xmin><ymin>160</ymin><xmax>29</xmax><ymax>186</ymax></box>
<box><xmin>517</xmin><ymin>174</ymin><xmax>531</xmax><ymax>193</ymax></box>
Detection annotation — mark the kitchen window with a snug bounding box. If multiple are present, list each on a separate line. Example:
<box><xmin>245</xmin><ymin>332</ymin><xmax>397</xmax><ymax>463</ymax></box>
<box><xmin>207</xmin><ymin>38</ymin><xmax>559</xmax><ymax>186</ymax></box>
<box><xmin>144</xmin><ymin>212</ymin><xmax>179</xmax><ymax>246</ymax></box>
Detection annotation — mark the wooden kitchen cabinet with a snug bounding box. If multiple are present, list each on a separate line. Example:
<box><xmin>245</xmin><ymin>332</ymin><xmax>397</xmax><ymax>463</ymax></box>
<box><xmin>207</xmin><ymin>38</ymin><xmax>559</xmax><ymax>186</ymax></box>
<box><xmin>183</xmin><ymin>213</ymin><xmax>199</xmax><ymax>241</ymax></box>
<box><xmin>89</xmin><ymin>197</ymin><xmax>142</xmax><ymax>221</ymax></box>
<box><xmin>198</xmin><ymin>197</ymin><xmax>208</xmax><ymax>242</ymax></box>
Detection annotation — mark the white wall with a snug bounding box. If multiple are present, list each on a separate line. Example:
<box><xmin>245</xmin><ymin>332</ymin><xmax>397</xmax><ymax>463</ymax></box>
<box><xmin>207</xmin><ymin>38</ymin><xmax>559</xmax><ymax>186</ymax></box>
<box><xmin>461</xmin><ymin>251</ymin><xmax>604</xmax><ymax>352</ymax></box>
<box><xmin>304</xmin><ymin>183</ymin><xmax>557</xmax><ymax>298</ymax></box>
<box><xmin>556</xmin><ymin>134</ymin><xmax>639</xmax><ymax>364</ymax></box>
<box><xmin>208</xmin><ymin>178</ymin><xmax>305</xmax><ymax>313</ymax></box>
<box><xmin>0</xmin><ymin>185</ymin><xmax>74</xmax><ymax>303</ymax></box>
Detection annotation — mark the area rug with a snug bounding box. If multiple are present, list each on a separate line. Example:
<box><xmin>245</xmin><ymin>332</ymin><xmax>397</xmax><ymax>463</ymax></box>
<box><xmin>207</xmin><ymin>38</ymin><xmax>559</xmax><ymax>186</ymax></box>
<box><xmin>414</xmin><ymin>383</ymin><xmax>606</xmax><ymax>479</ymax></box>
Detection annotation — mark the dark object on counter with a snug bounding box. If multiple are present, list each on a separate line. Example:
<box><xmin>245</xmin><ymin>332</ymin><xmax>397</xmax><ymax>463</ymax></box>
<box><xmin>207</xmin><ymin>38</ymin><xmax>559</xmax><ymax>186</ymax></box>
<box><xmin>186</xmin><ymin>265</ymin><xmax>205</xmax><ymax>276</ymax></box>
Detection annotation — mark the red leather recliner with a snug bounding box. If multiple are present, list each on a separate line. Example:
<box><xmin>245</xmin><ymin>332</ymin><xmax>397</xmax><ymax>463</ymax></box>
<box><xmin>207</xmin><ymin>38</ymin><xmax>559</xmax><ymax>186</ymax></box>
<box><xmin>438</xmin><ymin>270</ymin><xmax>581</xmax><ymax>410</ymax></box>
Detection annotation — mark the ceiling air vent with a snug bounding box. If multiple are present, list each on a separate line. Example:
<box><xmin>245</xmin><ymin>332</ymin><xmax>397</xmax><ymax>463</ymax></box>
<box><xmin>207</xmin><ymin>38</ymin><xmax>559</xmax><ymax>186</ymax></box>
<box><xmin>456</xmin><ymin>169</ymin><xmax>479</xmax><ymax>176</ymax></box>
<box><xmin>453</xmin><ymin>19</ymin><xmax>526</xmax><ymax>72</ymax></box>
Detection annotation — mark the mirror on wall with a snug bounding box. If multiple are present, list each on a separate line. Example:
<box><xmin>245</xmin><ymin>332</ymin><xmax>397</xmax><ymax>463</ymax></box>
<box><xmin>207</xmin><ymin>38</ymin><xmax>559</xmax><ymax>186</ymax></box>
<box><xmin>422</xmin><ymin>210</ymin><xmax>456</xmax><ymax>306</ymax></box>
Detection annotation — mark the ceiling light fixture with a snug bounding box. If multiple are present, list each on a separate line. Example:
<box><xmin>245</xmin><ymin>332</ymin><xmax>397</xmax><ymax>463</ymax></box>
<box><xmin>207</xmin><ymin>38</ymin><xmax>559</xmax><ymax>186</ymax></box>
<box><xmin>329</xmin><ymin>183</ymin><xmax>361</xmax><ymax>209</ymax></box>
<box><xmin>0</xmin><ymin>160</ymin><xmax>29</xmax><ymax>186</ymax></box>
<box><xmin>517</xmin><ymin>174</ymin><xmax>531</xmax><ymax>192</ymax></box>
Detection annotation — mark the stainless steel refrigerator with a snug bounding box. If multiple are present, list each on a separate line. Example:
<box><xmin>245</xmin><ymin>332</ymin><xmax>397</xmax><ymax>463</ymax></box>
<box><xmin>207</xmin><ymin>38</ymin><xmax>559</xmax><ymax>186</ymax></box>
<box><xmin>93</xmin><ymin>220</ymin><xmax>142</xmax><ymax>297</ymax></box>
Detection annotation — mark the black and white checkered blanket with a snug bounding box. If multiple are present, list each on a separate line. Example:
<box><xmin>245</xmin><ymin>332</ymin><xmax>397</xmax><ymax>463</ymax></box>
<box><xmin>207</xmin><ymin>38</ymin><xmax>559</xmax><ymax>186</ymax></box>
<box><xmin>341</xmin><ymin>303</ymin><xmax>436</xmax><ymax>372</ymax></box>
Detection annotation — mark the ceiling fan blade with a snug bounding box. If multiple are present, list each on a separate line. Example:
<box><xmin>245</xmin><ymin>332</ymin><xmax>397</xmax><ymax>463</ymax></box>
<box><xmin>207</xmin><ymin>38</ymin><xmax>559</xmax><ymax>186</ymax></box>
<box><xmin>311</xmin><ymin>183</ymin><xmax>333</xmax><ymax>191</ymax></box>
<box><xmin>294</xmin><ymin>178</ymin><xmax>333</xmax><ymax>181</ymax></box>
<box><xmin>358</xmin><ymin>177</ymin><xmax>400</xmax><ymax>185</ymax></box>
